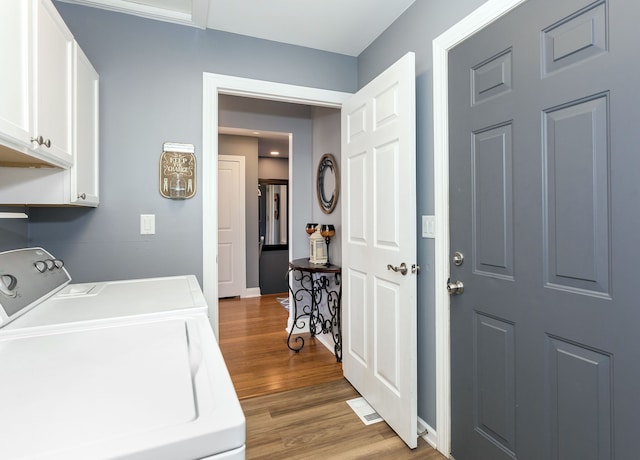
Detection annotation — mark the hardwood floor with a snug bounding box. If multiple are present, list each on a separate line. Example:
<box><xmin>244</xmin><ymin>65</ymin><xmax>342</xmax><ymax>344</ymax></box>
<box><xmin>219</xmin><ymin>293</ymin><xmax>344</xmax><ymax>400</ymax></box>
<box><xmin>219</xmin><ymin>294</ymin><xmax>446</xmax><ymax>459</ymax></box>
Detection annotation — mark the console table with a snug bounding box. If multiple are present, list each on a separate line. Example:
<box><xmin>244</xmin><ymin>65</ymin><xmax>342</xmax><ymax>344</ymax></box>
<box><xmin>286</xmin><ymin>258</ymin><xmax>342</xmax><ymax>362</ymax></box>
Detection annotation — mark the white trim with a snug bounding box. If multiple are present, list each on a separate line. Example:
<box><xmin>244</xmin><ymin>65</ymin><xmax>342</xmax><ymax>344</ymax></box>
<box><xmin>0</xmin><ymin>212</ymin><xmax>28</xmax><ymax>219</ymax></box>
<box><xmin>417</xmin><ymin>417</ymin><xmax>437</xmax><ymax>450</ymax></box>
<box><xmin>242</xmin><ymin>287</ymin><xmax>261</xmax><ymax>298</ymax></box>
<box><xmin>202</xmin><ymin>72</ymin><xmax>351</xmax><ymax>339</ymax></box>
<box><xmin>56</xmin><ymin>0</ymin><xmax>209</xmax><ymax>29</ymax></box>
<box><xmin>432</xmin><ymin>0</ymin><xmax>528</xmax><ymax>456</ymax></box>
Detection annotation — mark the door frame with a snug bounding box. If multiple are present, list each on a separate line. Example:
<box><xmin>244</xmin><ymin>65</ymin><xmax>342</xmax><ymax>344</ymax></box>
<box><xmin>432</xmin><ymin>0</ymin><xmax>528</xmax><ymax>455</ymax></box>
<box><xmin>202</xmin><ymin>73</ymin><xmax>351</xmax><ymax>337</ymax></box>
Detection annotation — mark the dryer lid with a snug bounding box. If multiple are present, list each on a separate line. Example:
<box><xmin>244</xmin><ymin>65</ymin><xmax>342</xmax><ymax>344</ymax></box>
<box><xmin>0</xmin><ymin>318</ymin><xmax>209</xmax><ymax>459</ymax></box>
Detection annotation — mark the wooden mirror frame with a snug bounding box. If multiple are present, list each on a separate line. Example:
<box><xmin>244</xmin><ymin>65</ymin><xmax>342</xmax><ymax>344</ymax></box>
<box><xmin>316</xmin><ymin>153</ymin><xmax>340</xmax><ymax>214</ymax></box>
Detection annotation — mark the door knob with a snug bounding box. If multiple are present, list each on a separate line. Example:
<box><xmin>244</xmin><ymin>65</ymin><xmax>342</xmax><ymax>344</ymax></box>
<box><xmin>447</xmin><ymin>278</ymin><xmax>464</xmax><ymax>295</ymax></box>
<box><xmin>387</xmin><ymin>262</ymin><xmax>408</xmax><ymax>275</ymax></box>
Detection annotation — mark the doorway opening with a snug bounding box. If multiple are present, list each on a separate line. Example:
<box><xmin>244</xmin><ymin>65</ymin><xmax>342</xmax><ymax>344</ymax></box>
<box><xmin>204</xmin><ymin>78</ymin><xmax>348</xmax><ymax>340</ymax></box>
<box><xmin>217</xmin><ymin>124</ymin><xmax>291</xmax><ymax>297</ymax></box>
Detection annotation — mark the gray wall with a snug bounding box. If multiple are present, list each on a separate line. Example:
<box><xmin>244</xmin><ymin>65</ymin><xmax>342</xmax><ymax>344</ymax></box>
<box><xmin>311</xmin><ymin>107</ymin><xmax>341</xmax><ymax>265</ymax></box>
<box><xmin>358</xmin><ymin>0</ymin><xmax>489</xmax><ymax>429</ymax></box>
<box><xmin>27</xmin><ymin>2</ymin><xmax>356</xmax><ymax>285</ymax></box>
<box><xmin>0</xmin><ymin>207</ymin><xmax>29</xmax><ymax>252</ymax></box>
<box><xmin>258</xmin><ymin>157</ymin><xmax>288</xmax><ymax>181</ymax></box>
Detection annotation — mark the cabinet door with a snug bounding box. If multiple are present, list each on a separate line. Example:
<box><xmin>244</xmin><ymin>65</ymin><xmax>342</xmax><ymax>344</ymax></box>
<box><xmin>0</xmin><ymin>0</ymin><xmax>33</xmax><ymax>145</ymax></box>
<box><xmin>34</xmin><ymin>0</ymin><xmax>74</xmax><ymax>166</ymax></box>
<box><xmin>72</xmin><ymin>44</ymin><xmax>99</xmax><ymax>206</ymax></box>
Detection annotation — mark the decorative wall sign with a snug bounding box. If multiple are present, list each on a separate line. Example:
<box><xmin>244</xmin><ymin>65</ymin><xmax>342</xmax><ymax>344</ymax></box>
<box><xmin>316</xmin><ymin>153</ymin><xmax>340</xmax><ymax>214</ymax></box>
<box><xmin>159</xmin><ymin>142</ymin><xmax>196</xmax><ymax>199</ymax></box>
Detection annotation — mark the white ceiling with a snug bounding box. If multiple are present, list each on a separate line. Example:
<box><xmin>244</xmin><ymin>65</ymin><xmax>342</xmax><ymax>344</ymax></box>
<box><xmin>56</xmin><ymin>0</ymin><xmax>416</xmax><ymax>56</ymax></box>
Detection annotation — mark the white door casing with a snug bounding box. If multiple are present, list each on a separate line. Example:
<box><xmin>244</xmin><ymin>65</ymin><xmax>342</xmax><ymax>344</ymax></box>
<box><xmin>217</xmin><ymin>155</ymin><xmax>246</xmax><ymax>298</ymax></box>
<box><xmin>341</xmin><ymin>52</ymin><xmax>417</xmax><ymax>449</ymax></box>
<box><xmin>202</xmin><ymin>73</ymin><xmax>350</xmax><ymax>337</ymax></box>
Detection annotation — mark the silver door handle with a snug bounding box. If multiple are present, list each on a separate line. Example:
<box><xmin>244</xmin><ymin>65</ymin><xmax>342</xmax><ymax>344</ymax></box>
<box><xmin>447</xmin><ymin>278</ymin><xmax>464</xmax><ymax>295</ymax></box>
<box><xmin>387</xmin><ymin>262</ymin><xmax>408</xmax><ymax>276</ymax></box>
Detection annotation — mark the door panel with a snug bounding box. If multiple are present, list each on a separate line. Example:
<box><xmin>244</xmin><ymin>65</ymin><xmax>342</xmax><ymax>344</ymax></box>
<box><xmin>449</xmin><ymin>0</ymin><xmax>640</xmax><ymax>458</ymax></box>
<box><xmin>218</xmin><ymin>156</ymin><xmax>245</xmax><ymax>298</ymax></box>
<box><xmin>474</xmin><ymin>313</ymin><xmax>515</xmax><ymax>455</ymax></box>
<box><xmin>342</xmin><ymin>52</ymin><xmax>417</xmax><ymax>449</ymax></box>
<box><xmin>547</xmin><ymin>336</ymin><xmax>612</xmax><ymax>460</ymax></box>
<box><xmin>541</xmin><ymin>2</ymin><xmax>607</xmax><ymax>76</ymax></box>
<box><xmin>472</xmin><ymin>123</ymin><xmax>514</xmax><ymax>280</ymax></box>
<box><xmin>374</xmin><ymin>141</ymin><xmax>400</xmax><ymax>247</ymax></box>
<box><xmin>374</xmin><ymin>278</ymin><xmax>400</xmax><ymax>391</ymax></box>
<box><xmin>346</xmin><ymin>269</ymin><xmax>367</xmax><ymax>364</ymax></box>
<box><xmin>543</xmin><ymin>94</ymin><xmax>610</xmax><ymax>295</ymax></box>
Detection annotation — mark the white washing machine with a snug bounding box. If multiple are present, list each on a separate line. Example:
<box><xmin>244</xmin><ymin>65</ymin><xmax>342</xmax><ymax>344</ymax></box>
<box><xmin>0</xmin><ymin>248</ymin><xmax>245</xmax><ymax>460</ymax></box>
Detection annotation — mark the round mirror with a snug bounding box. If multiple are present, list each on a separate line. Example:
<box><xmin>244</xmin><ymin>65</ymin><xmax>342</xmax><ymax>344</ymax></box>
<box><xmin>316</xmin><ymin>153</ymin><xmax>340</xmax><ymax>214</ymax></box>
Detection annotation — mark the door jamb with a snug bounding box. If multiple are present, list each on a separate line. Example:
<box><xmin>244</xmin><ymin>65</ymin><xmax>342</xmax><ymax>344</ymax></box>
<box><xmin>202</xmin><ymin>73</ymin><xmax>351</xmax><ymax>337</ymax></box>
<box><xmin>432</xmin><ymin>0</ymin><xmax>528</xmax><ymax>455</ymax></box>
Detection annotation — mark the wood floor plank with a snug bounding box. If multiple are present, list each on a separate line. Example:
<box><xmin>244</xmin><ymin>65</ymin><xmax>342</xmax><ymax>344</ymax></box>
<box><xmin>219</xmin><ymin>293</ymin><xmax>344</xmax><ymax>399</ymax></box>
<box><xmin>219</xmin><ymin>294</ymin><xmax>446</xmax><ymax>459</ymax></box>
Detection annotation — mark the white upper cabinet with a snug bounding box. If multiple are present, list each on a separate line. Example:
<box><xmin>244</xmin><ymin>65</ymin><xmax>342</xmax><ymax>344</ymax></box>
<box><xmin>0</xmin><ymin>1</ymin><xmax>33</xmax><ymax>148</ymax></box>
<box><xmin>0</xmin><ymin>0</ymin><xmax>99</xmax><ymax>207</ymax></box>
<box><xmin>0</xmin><ymin>0</ymin><xmax>74</xmax><ymax>168</ymax></box>
<box><xmin>72</xmin><ymin>43</ymin><xmax>99</xmax><ymax>206</ymax></box>
<box><xmin>34</xmin><ymin>0</ymin><xmax>74</xmax><ymax>167</ymax></box>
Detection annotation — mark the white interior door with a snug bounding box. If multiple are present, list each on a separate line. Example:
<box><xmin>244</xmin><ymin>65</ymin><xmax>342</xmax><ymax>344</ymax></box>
<box><xmin>341</xmin><ymin>52</ymin><xmax>418</xmax><ymax>449</ymax></box>
<box><xmin>218</xmin><ymin>155</ymin><xmax>245</xmax><ymax>298</ymax></box>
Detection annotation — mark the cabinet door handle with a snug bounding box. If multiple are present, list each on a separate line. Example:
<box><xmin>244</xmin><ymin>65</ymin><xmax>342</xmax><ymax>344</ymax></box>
<box><xmin>30</xmin><ymin>136</ymin><xmax>51</xmax><ymax>148</ymax></box>
<box><xmin>77</xmin><ymin>193</ymin><xmax>86</xmax><ymax>200</ymax></box>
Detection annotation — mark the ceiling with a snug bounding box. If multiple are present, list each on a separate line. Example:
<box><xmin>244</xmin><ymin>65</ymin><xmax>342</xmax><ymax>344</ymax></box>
<box><xmin>56</xmin><ymin>0</ymin><xmax>416</xmax><ymax>56</ymax></box>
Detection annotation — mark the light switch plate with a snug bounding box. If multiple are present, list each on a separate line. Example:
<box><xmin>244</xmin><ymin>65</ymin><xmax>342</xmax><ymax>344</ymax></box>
<box><xmin>422</xmin><ymin>215</ymin><xmax>435</xmax><ymax>238</ymax></box>
<box><xmin>140</xmin><ymin>214</ymin><xmax>155</xmax><ymax>235</ymax></box>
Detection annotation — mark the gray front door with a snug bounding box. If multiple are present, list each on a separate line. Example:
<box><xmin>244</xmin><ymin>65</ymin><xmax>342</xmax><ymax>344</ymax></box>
<box><xmin>449</xmin><ymin>0</ymin><xmax>640</xmax><ymax>458</ymax></box>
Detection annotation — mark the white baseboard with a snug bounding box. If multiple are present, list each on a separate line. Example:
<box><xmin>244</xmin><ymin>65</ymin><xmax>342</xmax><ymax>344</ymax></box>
<box><xmin>284</xmin><ymin>323</ymin><xmax>337</xmax><ymax>357</ymax></box>
<box><xmin>241</xmin><ymin>287</ymin><xmax>261</xmax><ymax>298</ymax></box>
<box><xmin>315</xmin><ymin>332</ymin><xmax>336</xmax><ymax>354</ymax></box>
<box><xmin>417</xmin><ymin>417</ymin><xmax>438</xmax><ymax>450</ymax></box>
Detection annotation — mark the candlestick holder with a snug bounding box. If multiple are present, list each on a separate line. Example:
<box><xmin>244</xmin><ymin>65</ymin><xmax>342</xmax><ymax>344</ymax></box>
<box><xmin>320</xmin><ymin>224</ymin><xmax>336</xmax><ymax>266</ymax></box>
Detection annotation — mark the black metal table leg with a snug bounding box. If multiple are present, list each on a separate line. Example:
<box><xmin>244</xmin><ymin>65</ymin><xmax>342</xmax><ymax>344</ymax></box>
<box><xmin>286</xmin><ymin>259</ymin><xmax>342</xmax><ymax>362</ymax></box>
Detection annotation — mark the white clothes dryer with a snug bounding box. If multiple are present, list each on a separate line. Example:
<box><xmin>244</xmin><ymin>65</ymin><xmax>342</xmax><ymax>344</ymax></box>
<box><xmin>0</xmin><ymin>247</ymin><xmax>245</xmax><ymax>460</ymax></box>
